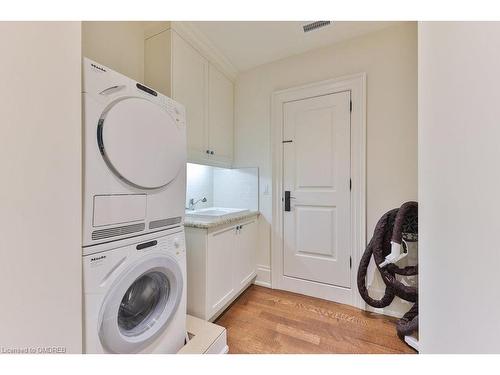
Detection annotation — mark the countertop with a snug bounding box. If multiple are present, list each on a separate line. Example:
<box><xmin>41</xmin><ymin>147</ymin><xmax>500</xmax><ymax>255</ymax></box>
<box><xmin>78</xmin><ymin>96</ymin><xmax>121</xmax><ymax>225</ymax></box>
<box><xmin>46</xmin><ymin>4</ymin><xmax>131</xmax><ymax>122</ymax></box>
<box><xmin>184</xmin><ymin>210</ymin><xmax>259</xmax><ymax>229</ymax></box>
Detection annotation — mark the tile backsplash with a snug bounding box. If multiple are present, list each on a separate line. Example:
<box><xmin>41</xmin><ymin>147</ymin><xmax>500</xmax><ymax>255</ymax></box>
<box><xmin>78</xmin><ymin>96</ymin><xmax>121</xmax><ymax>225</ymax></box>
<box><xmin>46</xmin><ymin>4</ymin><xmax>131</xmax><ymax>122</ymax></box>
<box><xmin>186</xmin><ymin>163</ymin><xmax>213</xmax><ymax>209</ymax></box>
<box><xmin>213</xmin><ymin>168</ymin><xmax>259</xmax><ymax>211</ymax></box>
<box><xmin>186</xmin><ymin>163</ymin><xmax>259</xmax><ymax>211</ymax></box>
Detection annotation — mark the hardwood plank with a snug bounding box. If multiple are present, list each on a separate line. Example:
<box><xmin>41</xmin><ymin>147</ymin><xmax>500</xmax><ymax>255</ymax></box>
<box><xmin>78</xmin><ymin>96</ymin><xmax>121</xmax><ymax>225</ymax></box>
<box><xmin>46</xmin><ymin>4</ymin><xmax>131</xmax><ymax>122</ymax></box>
<box><xmin>215</xmin><ymin>285</ymin><xmax>416</xmax><ymax>354</ymax></box>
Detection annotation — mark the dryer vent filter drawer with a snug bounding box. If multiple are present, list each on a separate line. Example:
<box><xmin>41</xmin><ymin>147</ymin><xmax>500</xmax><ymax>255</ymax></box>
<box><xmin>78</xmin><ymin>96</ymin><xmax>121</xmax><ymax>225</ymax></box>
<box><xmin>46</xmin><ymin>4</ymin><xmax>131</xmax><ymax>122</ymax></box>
<box><xmin>93</xmin><ymin>194</ymin><xmax>146</xmax><ymax>227</ymax></box>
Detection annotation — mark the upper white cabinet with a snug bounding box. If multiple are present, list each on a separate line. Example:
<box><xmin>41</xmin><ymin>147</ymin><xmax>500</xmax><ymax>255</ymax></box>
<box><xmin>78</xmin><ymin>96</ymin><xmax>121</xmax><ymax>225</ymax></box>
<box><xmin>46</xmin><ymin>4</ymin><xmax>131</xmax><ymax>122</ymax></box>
<box><xmin>145</xmin><ymin>28</ymin><xmax>234</xmax><ymax>168</ymax></box>
<box><xmin>144</xmin><ymin>29</ymin><xmax>172</xmax><ymax>97</ymax></box>
<box><xmin>171</xmin><ymin>32</ymin><xmax>209</xmax><ymax>162</ymax></box>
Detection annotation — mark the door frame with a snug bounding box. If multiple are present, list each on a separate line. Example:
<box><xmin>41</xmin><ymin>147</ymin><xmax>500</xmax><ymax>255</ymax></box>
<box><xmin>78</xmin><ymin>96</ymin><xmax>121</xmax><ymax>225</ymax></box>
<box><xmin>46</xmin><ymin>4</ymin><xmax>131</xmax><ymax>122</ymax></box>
<box><xmin>270</xmin><ymin>73</ymin><xmax>366</xmax><ymax>309</ymax></box>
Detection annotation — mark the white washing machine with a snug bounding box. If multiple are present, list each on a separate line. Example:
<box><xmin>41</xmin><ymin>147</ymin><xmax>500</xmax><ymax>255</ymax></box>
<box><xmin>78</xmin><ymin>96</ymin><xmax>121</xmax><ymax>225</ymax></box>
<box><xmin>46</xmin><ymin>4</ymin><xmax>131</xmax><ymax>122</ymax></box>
<box><xmin>83</xmin><ymin>228</ymin><xmax>186</xmax><ymax>353</ymax></box>
<box><xmin>82</xmin><ymin>58</ymin><xmax>186</xmax><ymax>250</ymax></box>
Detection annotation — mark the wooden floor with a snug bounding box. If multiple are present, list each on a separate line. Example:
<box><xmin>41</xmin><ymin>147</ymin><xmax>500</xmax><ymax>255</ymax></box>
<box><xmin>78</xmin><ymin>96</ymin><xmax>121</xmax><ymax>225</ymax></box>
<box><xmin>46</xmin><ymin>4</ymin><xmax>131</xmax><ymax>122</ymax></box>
<box><xmin>215</xmin><ymin>285</ymin><xmax>416</xmax><ymax>354</ymax></box>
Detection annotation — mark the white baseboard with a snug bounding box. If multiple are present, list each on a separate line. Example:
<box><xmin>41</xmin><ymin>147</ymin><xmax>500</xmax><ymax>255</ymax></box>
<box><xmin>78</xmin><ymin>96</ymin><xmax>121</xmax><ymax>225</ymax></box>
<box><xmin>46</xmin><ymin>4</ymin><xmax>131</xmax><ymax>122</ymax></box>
<box><xmin>362</xmin><ymin>287</ymin><xmax>415</xmax><ymax>319</ymax></box>
<box><xmin>253</xmin><ymin>265</ymin><xmax>271</xmax><ymax>288</ymax></box>
<box><xmin>365</xmin><ymin>305</ymin><xmax>404</xmax><ymax>319</ymax></box>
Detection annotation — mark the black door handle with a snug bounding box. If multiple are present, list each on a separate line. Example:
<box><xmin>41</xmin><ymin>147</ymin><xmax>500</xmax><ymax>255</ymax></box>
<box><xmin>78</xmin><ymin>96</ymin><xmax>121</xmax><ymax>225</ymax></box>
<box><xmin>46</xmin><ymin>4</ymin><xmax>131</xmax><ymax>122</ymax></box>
<box><xmin>285</xmin><ymin>191</ymin><xmax>291</xmax><ymax>211</ymax></box>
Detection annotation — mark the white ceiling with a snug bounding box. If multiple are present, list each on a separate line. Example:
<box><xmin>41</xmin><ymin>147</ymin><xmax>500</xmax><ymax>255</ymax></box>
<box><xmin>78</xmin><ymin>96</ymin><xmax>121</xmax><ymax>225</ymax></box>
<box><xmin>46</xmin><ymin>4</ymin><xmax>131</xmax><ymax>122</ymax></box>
<box><xmin>190</xmin><ymin>21</ymin><xmax>401</xmax><ymax>72</ymax></box>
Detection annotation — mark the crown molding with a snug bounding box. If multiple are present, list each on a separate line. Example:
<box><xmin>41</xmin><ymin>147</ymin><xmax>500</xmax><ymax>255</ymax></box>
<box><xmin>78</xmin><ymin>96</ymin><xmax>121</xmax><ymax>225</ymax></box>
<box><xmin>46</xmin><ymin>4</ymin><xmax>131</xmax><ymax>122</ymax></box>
<box><xmin>171</xmin><ymin>21</ymin><xmax>239</xmax><ymax>81</ymax></box>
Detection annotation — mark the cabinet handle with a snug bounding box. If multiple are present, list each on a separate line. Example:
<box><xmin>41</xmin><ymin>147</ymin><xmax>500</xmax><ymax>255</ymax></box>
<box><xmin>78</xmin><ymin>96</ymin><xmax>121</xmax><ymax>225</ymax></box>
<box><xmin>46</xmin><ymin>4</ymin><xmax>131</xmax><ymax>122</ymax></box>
<box><xmin>210</xmin><ymin>150</ymin><xmax>214</xmax><ymax>155</ymax></box>
<box><xmin>206</xmin><ymin>150</ymin><xmax>210</xmax><ymax>154</ymax></box>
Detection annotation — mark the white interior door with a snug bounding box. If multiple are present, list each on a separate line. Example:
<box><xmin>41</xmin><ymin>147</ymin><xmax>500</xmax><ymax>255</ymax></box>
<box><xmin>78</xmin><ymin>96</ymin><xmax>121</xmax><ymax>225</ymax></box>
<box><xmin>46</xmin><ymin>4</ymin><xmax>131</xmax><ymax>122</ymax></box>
<box><xmin>283</xmin><ymin>90</ymin><xmax>351</xmax><ymax>289</ymax></box>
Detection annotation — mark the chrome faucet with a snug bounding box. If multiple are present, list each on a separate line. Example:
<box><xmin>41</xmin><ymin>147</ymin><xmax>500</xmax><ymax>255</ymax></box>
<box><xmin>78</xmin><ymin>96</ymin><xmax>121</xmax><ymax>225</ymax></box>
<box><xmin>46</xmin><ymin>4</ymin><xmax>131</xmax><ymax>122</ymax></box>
<box><xmin>188</xmin><ymin>197</ymin><xmax>207</xmax><ymax>210</ymax></box>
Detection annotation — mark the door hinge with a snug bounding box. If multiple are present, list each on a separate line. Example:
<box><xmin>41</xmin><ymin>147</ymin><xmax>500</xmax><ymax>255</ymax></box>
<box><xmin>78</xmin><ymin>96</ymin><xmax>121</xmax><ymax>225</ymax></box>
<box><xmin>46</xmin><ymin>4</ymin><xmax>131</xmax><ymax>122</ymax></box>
<box><xmin>350</xmin><ymin>256</ymin><xmax>352</xmax><ymax>269</ymax></box>
<box><xmin>350</xmin><ymin>100</ymin><xmax>352</xmax><ymax>112</ymax></box>
<box><xmin>349</xmin><ymin>178</ymin><xmax>352</xmax><ymax>191</ymax></box>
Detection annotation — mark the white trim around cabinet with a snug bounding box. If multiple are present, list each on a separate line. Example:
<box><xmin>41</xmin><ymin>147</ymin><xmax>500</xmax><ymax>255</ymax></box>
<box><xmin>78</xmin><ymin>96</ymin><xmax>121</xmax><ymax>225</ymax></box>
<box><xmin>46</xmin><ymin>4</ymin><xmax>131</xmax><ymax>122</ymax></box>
<box><xmin>270</xmin><ymin>73</ymin><xmax>367</xmax><ymax>310</ymax></box>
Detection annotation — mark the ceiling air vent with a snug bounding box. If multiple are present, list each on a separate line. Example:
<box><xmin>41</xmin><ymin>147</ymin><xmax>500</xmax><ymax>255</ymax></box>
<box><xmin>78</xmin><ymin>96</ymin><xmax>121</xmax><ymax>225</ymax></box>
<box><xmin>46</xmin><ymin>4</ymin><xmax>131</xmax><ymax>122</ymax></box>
<box><xmin>303</xmin><ymin>21</ymin><xmax>332</xmax><ymax>33</ymax></box>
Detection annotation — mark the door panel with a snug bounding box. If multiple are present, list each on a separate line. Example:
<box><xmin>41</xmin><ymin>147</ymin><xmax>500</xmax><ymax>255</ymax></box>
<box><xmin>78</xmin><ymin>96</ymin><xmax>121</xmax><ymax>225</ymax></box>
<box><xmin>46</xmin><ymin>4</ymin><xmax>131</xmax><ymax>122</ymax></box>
<box><xmin>283</xmin><ymin>91</ymin><xmax>351</xmax><ymax>288</ymax></box>
<box><xmin>295</xmin><ymin>107</ymin><xmax>336</xmax><ymax>189</ymax></box>
<box><xmin>295</xmin><ymin>206</ymin><xmax>336</xmax><ymax>258</ymax></box>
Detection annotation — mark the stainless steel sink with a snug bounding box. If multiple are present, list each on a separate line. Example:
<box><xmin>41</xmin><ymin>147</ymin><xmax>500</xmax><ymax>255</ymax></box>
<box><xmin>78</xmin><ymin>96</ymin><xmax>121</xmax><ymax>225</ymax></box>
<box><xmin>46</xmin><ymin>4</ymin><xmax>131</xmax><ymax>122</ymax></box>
<box><xmin>185</xmin><ymin>207</ymin><xmax>249</xmax><ymax>219</ymax></box>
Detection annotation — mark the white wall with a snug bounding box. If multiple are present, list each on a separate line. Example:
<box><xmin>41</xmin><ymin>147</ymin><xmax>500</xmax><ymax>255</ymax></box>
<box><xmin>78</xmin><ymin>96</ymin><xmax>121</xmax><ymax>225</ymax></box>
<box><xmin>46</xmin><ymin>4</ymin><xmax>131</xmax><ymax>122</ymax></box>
<box><xmin>0</xmin><ymin>22</ymin><xmax>82</xmax><ymax>353</ymax></box>
<box><xmin>419</xmin><ymin>22</ymin><xmax>500</xmax><ymax>353</ymax></box>
<box><xmin>234</xmin><ymin>22</ymin><xmax>418</xmax><ymax>312</ymax></box>
<box><xmin>82</xmin><ymin>21</ymin><xmax>145</xmax><ymax>82</ymax></box>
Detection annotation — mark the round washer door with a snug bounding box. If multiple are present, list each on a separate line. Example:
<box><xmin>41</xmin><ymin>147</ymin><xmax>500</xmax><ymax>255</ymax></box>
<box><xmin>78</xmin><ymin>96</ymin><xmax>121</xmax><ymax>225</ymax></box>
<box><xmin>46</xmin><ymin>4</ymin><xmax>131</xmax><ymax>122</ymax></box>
<box><xmin>99</xmin><ymin>253</ymin><xmax>183</xmax><ymax>353</ymax></box>
<box><xmin>98</xmin><ymin>97</ymin><xmax>184</xmax><ymax>189</ymax></box>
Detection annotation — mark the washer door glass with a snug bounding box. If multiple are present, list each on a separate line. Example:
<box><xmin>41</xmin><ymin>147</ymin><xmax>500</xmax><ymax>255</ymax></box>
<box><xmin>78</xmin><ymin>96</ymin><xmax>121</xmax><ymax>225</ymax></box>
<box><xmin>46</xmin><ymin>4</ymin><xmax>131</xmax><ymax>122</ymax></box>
<box><xmin>98</xmin><ymin>97</ymin><xmax>185</xmax><ymax>189</ymax></box>
<box><xmin>118</xmin><ymin>271</ymin><xmax>169</xmax><ymax>337</ymax></box>
<box><xmin>99</xmin><ymin>254</ymin><xmax>183</xmax><ymax>353</ymax></box>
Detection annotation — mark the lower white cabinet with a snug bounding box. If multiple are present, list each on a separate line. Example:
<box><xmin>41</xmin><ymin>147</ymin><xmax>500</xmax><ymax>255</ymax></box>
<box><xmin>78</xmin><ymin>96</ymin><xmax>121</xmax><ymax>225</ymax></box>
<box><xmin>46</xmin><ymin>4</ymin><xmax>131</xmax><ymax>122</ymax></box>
<box><xmin>233</xmin><ymin>220</ymin><xmax>257</xmax><ymax>290</ymax></box>
<box><xmin>207</xmin><ymin>225</ymin><xmax>235</xmax><ymax>317</ymax></box>
<box><xmin>186</xmin><ymin>216</ymin><xmax>258</xmax><ymax>321</ymax></box>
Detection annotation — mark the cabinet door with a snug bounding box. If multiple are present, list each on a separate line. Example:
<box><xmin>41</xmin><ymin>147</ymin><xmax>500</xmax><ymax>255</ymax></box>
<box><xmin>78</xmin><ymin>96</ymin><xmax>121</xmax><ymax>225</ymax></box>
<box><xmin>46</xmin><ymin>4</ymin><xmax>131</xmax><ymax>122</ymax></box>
<box><xmin>234</xmin><ymin>219</ymin><xmax>257</xmax><ymax>288</ymax></box>
<box><xmin>144</xmin><ymin>29</ymin><xmax>171</xmax><ymax>97</ymax></box>
<box><xmin>172</xmin><ymin>31</ymin><xmax>209</xmax><ymax>162</ymax></box>
<box><xmin>207</xmin><ymin>226</ymin><xmax>236</xmax><ymax>318</ymax></box>
<box><xmin>208</xmin><ymin>64</ymin><xmax>234</xmax><ymax>166</ymax></box>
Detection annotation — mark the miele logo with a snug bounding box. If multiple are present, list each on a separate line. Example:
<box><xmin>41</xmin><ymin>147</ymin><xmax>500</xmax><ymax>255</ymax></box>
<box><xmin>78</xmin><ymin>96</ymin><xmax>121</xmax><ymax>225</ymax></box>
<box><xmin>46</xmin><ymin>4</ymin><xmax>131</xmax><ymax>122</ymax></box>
<box><xmin>90</xmin><ymin>255</ymin><xmax>106</xmax><ymax>262</ymax></box>
<box><xmin>90</xmin><ymin>63</ymin><xmax>106</xmax><ymax>73</ymax></box>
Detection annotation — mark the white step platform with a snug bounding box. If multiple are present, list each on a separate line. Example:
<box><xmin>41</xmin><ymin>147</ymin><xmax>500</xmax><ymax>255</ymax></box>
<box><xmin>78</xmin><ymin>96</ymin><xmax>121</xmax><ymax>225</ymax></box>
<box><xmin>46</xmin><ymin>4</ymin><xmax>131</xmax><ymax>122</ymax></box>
<box><xmin>178</xmin><ymin>315</ymin><xmax>229</xmax><ymax>354</ymax></box>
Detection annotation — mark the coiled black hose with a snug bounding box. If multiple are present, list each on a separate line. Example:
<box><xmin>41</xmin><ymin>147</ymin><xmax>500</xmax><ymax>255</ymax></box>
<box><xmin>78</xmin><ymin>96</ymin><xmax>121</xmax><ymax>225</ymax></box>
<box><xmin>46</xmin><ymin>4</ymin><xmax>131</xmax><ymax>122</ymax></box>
<box><xmin>357</xmin><ymin>201</ymin><xmax>419</xmax><ymax>345</ymax></box>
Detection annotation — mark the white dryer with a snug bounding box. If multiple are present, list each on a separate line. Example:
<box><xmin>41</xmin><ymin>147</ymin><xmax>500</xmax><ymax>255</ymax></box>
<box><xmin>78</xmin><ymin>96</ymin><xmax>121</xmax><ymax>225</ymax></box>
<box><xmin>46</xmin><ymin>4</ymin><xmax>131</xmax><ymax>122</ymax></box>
<box><xmin>82</xmin><ymin>58</ymin><xmax>186</xmax><ymax>250</ymax></box>
<box><xmin>83</xmin><ymin>228</ymin><xmax>186</xmax><ymax>353</ymax></box>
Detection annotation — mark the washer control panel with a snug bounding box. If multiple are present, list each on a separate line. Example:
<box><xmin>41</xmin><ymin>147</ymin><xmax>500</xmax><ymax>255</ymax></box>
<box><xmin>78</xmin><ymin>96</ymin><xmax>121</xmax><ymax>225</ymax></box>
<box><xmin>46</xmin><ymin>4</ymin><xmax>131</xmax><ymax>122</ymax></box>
<box><xmin>135</xmin><ymin>230</ymin><xmax>186</xmax><ymax>258</ymax></box>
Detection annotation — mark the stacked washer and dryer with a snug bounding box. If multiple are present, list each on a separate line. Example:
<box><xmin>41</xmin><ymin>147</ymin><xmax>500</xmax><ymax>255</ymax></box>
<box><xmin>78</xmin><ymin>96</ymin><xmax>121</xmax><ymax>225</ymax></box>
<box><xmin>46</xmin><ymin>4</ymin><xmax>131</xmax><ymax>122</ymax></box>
<box><xmin>82</xmin><ymin>58</ymin><xmax>187</xmax><ymax>353</ymax></box>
